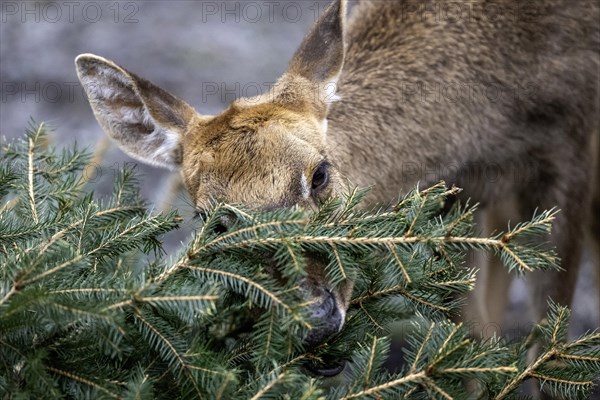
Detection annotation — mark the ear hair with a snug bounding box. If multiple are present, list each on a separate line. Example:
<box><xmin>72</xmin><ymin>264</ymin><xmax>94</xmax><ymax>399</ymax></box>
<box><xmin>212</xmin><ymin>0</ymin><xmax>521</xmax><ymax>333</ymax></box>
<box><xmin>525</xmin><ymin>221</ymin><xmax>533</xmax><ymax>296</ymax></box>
<box><xmin>76</xmin><ymin>54</ymin><xmax>198</xmax><ymax>170</ymax></box>
<box><xmin>286</xmin><ymin>0</ymin><xmax>346</xmax><ymax>107</ymax></box>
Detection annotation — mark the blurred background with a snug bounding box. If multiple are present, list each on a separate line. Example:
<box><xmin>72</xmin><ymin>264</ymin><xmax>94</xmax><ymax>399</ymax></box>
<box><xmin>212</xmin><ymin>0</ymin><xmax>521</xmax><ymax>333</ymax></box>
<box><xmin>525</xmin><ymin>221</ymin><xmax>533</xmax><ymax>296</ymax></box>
<box><xmin>1</xmin><ymin>0</ymin><xmax>598</xmax><ymax>344</ymax></box>
<box><xmin>1</xmin><ymin>0</ymin><xmax>332</xmax><ymax>250</ymax></box>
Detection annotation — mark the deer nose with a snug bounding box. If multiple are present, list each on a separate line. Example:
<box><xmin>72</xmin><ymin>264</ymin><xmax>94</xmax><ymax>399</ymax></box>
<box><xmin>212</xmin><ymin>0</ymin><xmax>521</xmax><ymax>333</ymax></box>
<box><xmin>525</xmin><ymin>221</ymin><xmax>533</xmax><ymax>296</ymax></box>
<box><xmin>212</xmin><ymin>215</ymin><xmax>234</xmax><ymax>235</ymax></box>
<box><xmin>303</xmin><ymin>289</ymin><xmax>343</xmax><ymax>347</ymax></box>
<box><xmin>304</xmin><ymin>357</ymin><xmax>346</xmax><ymax>377</ymax></box>
<box><xmin>301</xmin><ymin>289</ymin><xmax>346</xmax><ymax>377</ymax></box>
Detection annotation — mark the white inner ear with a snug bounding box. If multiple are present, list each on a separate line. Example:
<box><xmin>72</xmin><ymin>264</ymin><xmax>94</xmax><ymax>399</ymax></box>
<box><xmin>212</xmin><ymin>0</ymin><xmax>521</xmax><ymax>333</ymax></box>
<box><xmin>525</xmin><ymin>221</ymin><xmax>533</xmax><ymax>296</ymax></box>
<box><xmin>118</xmin><ymin>105</ymin><xmax>146</xmax><ymax>125</ymax></box>
<box><xmin>80</xmin><ymin>66</ymin><xmax>136</xmax><ymax>101</ymax></box>
<box><xmin>121</xmin><ymin>104</ymin><xmax>181</xmax><ymax>170</ymax></box>
<box><xmin>94</xmin><ymin>82</ymin><xmax>127</xmax><ymax>100</ymax></box>
<box><xmin>80</xmin><ymin>66</ymin><xmax>182</xmax><ymax>170</ymax></box>
<box><xmin>151</xmin><ymin>128</ymin><xmax>181</xmax><ymax>166</ymax></box>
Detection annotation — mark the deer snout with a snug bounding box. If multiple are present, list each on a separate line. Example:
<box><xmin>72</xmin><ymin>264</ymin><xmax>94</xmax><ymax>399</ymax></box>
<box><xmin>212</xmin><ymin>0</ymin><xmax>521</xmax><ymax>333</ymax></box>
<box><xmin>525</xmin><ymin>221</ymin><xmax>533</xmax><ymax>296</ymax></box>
<box><xmin>303</xmin><ymin>288</ymin><xmax>344</xmax><ymax>347</ymax></box>
<box><xmin>301</xmin><ymin>287</ymin><xmax>347</xmax><ymax>377</ymax></box>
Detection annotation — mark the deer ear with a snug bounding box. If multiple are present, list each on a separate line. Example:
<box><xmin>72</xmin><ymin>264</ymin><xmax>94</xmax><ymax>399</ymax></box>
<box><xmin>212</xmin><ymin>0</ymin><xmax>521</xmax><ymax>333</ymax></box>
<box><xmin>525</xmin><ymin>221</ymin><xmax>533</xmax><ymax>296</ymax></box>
<box><xmin>75</xmin><ymin>54</ymin><xmax>198</xmax><ymax>170</ymax></box>
<box><xmin>287</xmin><ymin>0</ymin><xmax>346</xmax><ymax>103</ymax></box>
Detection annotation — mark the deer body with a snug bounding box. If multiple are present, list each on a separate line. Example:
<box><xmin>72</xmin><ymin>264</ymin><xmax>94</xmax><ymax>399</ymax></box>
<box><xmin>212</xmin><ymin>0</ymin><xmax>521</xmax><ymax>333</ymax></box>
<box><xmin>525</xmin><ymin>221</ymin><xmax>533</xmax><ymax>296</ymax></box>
<box><xmin>76</xmin><ymin>0</ymin><xmax>599</xmax><ymax>359</ymax></box>
<box><xmin>331</xmin><ymin>1</ymin><xmax>598</xmax><ymax>203</ymax></box>
<box><xmin>327</xmin><ymin>0</ymin><xmax>600</xmax><ymax>327</ymax></box>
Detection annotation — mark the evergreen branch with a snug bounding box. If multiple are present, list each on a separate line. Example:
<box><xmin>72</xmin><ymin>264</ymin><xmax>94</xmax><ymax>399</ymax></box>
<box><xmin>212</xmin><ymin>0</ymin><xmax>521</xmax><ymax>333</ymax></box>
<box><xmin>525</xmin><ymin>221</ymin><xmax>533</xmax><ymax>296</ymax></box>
<box><xmin>20</xmin><ymin>254</ymin><xmax>84</xmax><ymax>286</ymax></box>
<box><xmin>331</xmin><ymin>243</ymin><xmax>348</xmax><ymax>280</ymax></box>
<box><xmin>340</xmin><ymin>371</ymin><xmax>426</xmax><ymax>399</ymax></box>
<box><xmin>51</xmin><ymin>151</ymin><xmax>87</xmax><ymax>178</ymax></box>
<box><xmin>215</xmin><ymin>235</ymin><xmax>414</xmax><ymax>248</ymax></box>
<box><xmin>264</xmin><ymin>310</ymin><xmax>275</xmax><ymax>357</ymax></box>
<box><xmin>0</xmin><ymin>197</ymin><xmax>19</xmax><ymax>215</ymax></box>
<box><xmin>495</xmin><ymin>346</ymin><xmax>557</xmax><ymax>399</ymax></box>
<box><xmin>551</xmin><ymin>307</ymin><xmax>568</xmax><ymax>345</ymax></box>
<box><xmin>502</xmin><ymin>209</ymin><xmax>557</xmax><ymax>242</ymax></box>
<box><xmin>499</xmin><ymin>243</ymin><xmax>533</xmax><ymax>272</ymax></box>
<box><xmin>114</xmin><ymin>173</ymin><xmax>125</xmax><ymax>206</ymax></box>
<box><xmin>198</xmin><ymin>219</ymin><xmax>308</xmax><ymax>253</ymax></box>
<box><xmin>0</xmin><ymin>337</ymin><xmax>26</xmax><ymax>358</ymax></box>
<box><xmin>0</xmin><ymin>285</ymin><xmax>17</xmax><ymax>307</ymax></box>
<box><xmin>223</xmin><ymin>204</ymin><xmax>254</xmax><ymax>222</ymax></box>
<box><xmin>495</xmin><ymin>304</ymin><xmax>598</xmax><ymax>398</ymax></box>
<box><xmin>49</xmin><ymin>288</ymin><xmax>128</xmax><ymax>295</ymax></box>
<box><xmin>437</xmin><ymin>366</ymin><xmax>517</xmax><ymax>374</ymax></box>
<box><xmin>185</xmin><ymin>265</ymin><xmax>310</xmax><ymax>329</ymax></box>
<box><xmin>211</xmin><ymin>234</ymin><xmax>550</xmax><ymax>275</ymax></box>
<box><xmin>133</xmin><ymin>311</ymin><xmax>204</xmax><ymax>397</ymax></box>
<box><xmin>249</xmin><ymin>373</ymin><xmax>286</xmax><ymax>400</ymax></box>
<box><xmin>76</xmin><ymin>208</ymin><xmax>89</xmax><ymax>254</ymax></box>
<box><xmin>104</xmin><ymin>300</ymin><xmax>135</xmax><ymax>311</ymax></box>
<box><xmin>140</xmin><ymin>295</ymin><xmax>219</xmax><ymax>304</ymax></box>
<box><xmin>27</xmin><ymin>124</ymin><xmax>43</xmax><ymax>224</ymax></box>
<box><xmin>528</xmin><ymin>372</ymin><xmax>594</xmax><ymax>386</ymax></box>
<box><xmin>106</xmin><ymin>295</ymin><xmax>220</xmax><ymax>310</ymax></box>
<box><xmin>22</xmin><ymin>214</ymin><xmax>165</xmax><ymax>285</ymax></box>
<box><xmin>563</xmin><ymin>332</ymin><xmax>600</xmax><ymax>350</ymax></box>
<box><xmin>340</xmin><ymin>187</ymin><xmax>362</xmax><ymax>215</ymax></box>
<box><xmin>443</xmin><ymin>203</ymin><xmax>474</xmax><ymax>235</ymax></box>
<box><xmin>426</xmin><ymin>278</ymin><xmax>477</xmax><ymax>290</ymax></box>
<box><xmin>417</xmin><ymin>184</ymin><xmax>462</xmax><ymax>201</ymax></box>
<box><xmin>423</xmin><ymin>376</ymin><xmax>453</xmax><ymax>400</ymax></box>
<box><xmin>341</xmin><ymin>210</ymin><xmax>396</xmax><ymax>225</ymax></box>
<box><xmin>89</xmin><ymin>216</ymin><xmax>163</xmax><ymax>253</ymax></box>
<box><xmin>154</xmin><ymin>219</ymin><xmax>306</xmax><ymax>285</ymax></box>
<box><xmin>186</xmin><ymin>266</ymin><xmax>288</xmax><ymax>310</ymax></box>
<box><xmin>241</xmin><ymin>355</ymin><xmax>308</xmax><ymax>395</ymax></box>
<box><xmin>558</xmin><ymin>353</ymin><xmax>600</xmax><ymax>362</ymax></box>
<box><xmin>3</xmin><ymin>130</ymin><xmax>594</xmax><ymax>398</ymax></box>
<box><xmin>351</xmin><ymin>285</ymin><xmax>405</xmax><ymax>305</ymax></box>
<box><xmin>364</xmin><ymin>336</ymin><xmax>378</xmax><ymax>388</ymax></box>
<box><xmin>508</xmin><ymin>358</ymin><xmax>552</xmax><ymax>398</ymax></box>
<box><xmin>46</xmin><ymin>366</ymin><xmax>120</xmax><ymax>399</ymax></box>
<box><xmin>428</xmin><ymin>323</ymin><xmax>466</xmax><ymax>369</ymax></box>
<box><xmin>215</xmin><ymin>372</ymin><xmax>237</xmax><ymax>400</ymax></box>
<box><xmin>105</xmin><ymin>294</ymin><xmax>219</xmax><ymax>311</ymax></box>
<box><xmin>154</xmin><ymin>260</ymin><xmax>188</xmax><ymax>284</ymax></box>
<box><xmin>387</xmin><ymin>243</ymin><xmax>412</xmax><ymax>283</ymax></box>
<box><xmin>404</xmin><ymin>189</ymin><xmax>428</xmax><ymax>237</ymax></box>
<box><xmin>359</xmin><ymin>302</ymin><xmax>384</xmax><ymax>330</ymax></box>
<box><xmin>53</xmin><ymin>302</ymin><xmax>112</xmax><ymax>321</ymax></box>
<box><xmin>134</xmin><ymin>312</ymin><xmax>187</xmax><ymax>369</ymax></box>
<box><xmin>187</xmin><ymin>365</ymin><xmax>228</xmax><ymax>375</ymax></box>
<box><xmin>400</xmin><ymin>289</ymin><xmax>451</xmax><ymax>313</ymax></box>
<box><xmin>410</xmin><ymin>323</ymin><xmax>435</xmax><ymax>374</ymax></box>
<box><xmin>286</xmin><ymin>243</ymin><xmax>302</xmax><ymax>274</ymax></box>
<box><xmin>37</xmin><ymin>206</ymin><xmax>145</xmax><ymax>253</ymax></box>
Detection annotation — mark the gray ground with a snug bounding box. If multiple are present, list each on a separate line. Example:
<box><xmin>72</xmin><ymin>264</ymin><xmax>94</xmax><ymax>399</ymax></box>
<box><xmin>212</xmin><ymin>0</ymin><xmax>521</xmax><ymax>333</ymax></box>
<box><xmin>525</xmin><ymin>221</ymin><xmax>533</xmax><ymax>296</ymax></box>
<box><xmin>1</xmin><ymin>0</ymin><xmax>598</xmax><ymax>364</ymax></box>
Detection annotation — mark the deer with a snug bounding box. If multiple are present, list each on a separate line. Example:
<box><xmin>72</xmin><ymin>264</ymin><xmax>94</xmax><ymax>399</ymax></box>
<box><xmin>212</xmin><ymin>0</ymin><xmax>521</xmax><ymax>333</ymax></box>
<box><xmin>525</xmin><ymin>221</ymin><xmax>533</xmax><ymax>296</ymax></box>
<box><xmin>75</xmin><ymin>0</ymin><xmax>599</xmax><ymax>377</ymax></box>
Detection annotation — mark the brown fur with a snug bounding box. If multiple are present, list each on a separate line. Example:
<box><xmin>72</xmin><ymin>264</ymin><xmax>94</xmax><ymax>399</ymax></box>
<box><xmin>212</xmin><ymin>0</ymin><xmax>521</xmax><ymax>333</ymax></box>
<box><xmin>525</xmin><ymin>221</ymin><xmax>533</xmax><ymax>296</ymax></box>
<box><xmin>330</xmin><ymin>0</ymin><xmax>599</xmax><ymax>327</ymax></box>
<box><xmin>76</xmin><ymin>0</ymin><xmax>599</xmax><ymax>344</ymax></box>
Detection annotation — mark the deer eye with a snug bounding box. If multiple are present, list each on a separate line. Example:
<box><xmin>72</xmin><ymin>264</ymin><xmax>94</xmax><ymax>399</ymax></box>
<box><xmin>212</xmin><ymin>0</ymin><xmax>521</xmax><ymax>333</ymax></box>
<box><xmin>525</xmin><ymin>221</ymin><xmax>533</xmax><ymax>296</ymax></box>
<box><xmin>311</xmin><ymin>161</ymin><xmax>330</xmax><ymax>193</ymax></box>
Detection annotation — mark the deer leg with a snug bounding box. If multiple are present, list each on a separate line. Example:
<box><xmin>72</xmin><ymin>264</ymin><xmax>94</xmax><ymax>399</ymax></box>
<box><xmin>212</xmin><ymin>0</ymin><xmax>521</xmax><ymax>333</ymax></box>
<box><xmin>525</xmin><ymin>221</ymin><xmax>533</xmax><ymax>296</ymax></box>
<box><xmin>518</xmin><ymin>158</ymin><xmax>591</xmax><ymax>326</ymax></box>
<box><xmin>590</xmin><ymin>180</ymin><xmax>600</xmax><ymax>322</ymax></box>
<box><xmin>463</xmin><ymin>198</ymin><xmax>519</xmax><ymax>339</ymax></box>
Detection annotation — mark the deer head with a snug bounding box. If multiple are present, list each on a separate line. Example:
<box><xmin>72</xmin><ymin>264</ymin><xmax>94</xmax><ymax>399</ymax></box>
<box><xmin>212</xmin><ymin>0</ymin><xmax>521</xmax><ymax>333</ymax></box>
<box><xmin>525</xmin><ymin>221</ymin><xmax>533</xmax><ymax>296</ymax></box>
<box><xmin>76</xmin><ymin>0</ymin><xmax>352</xmax><ymax>373</ymax></box>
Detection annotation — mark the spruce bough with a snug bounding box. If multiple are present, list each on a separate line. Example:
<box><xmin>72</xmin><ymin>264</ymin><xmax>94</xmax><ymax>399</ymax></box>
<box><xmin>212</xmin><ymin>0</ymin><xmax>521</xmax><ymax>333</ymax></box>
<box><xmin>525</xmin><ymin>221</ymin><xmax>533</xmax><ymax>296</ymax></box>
<box><xmin>1</xmin><ymin>124</ymin><xmax>598</xmax><ymax>399</ymax></box>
